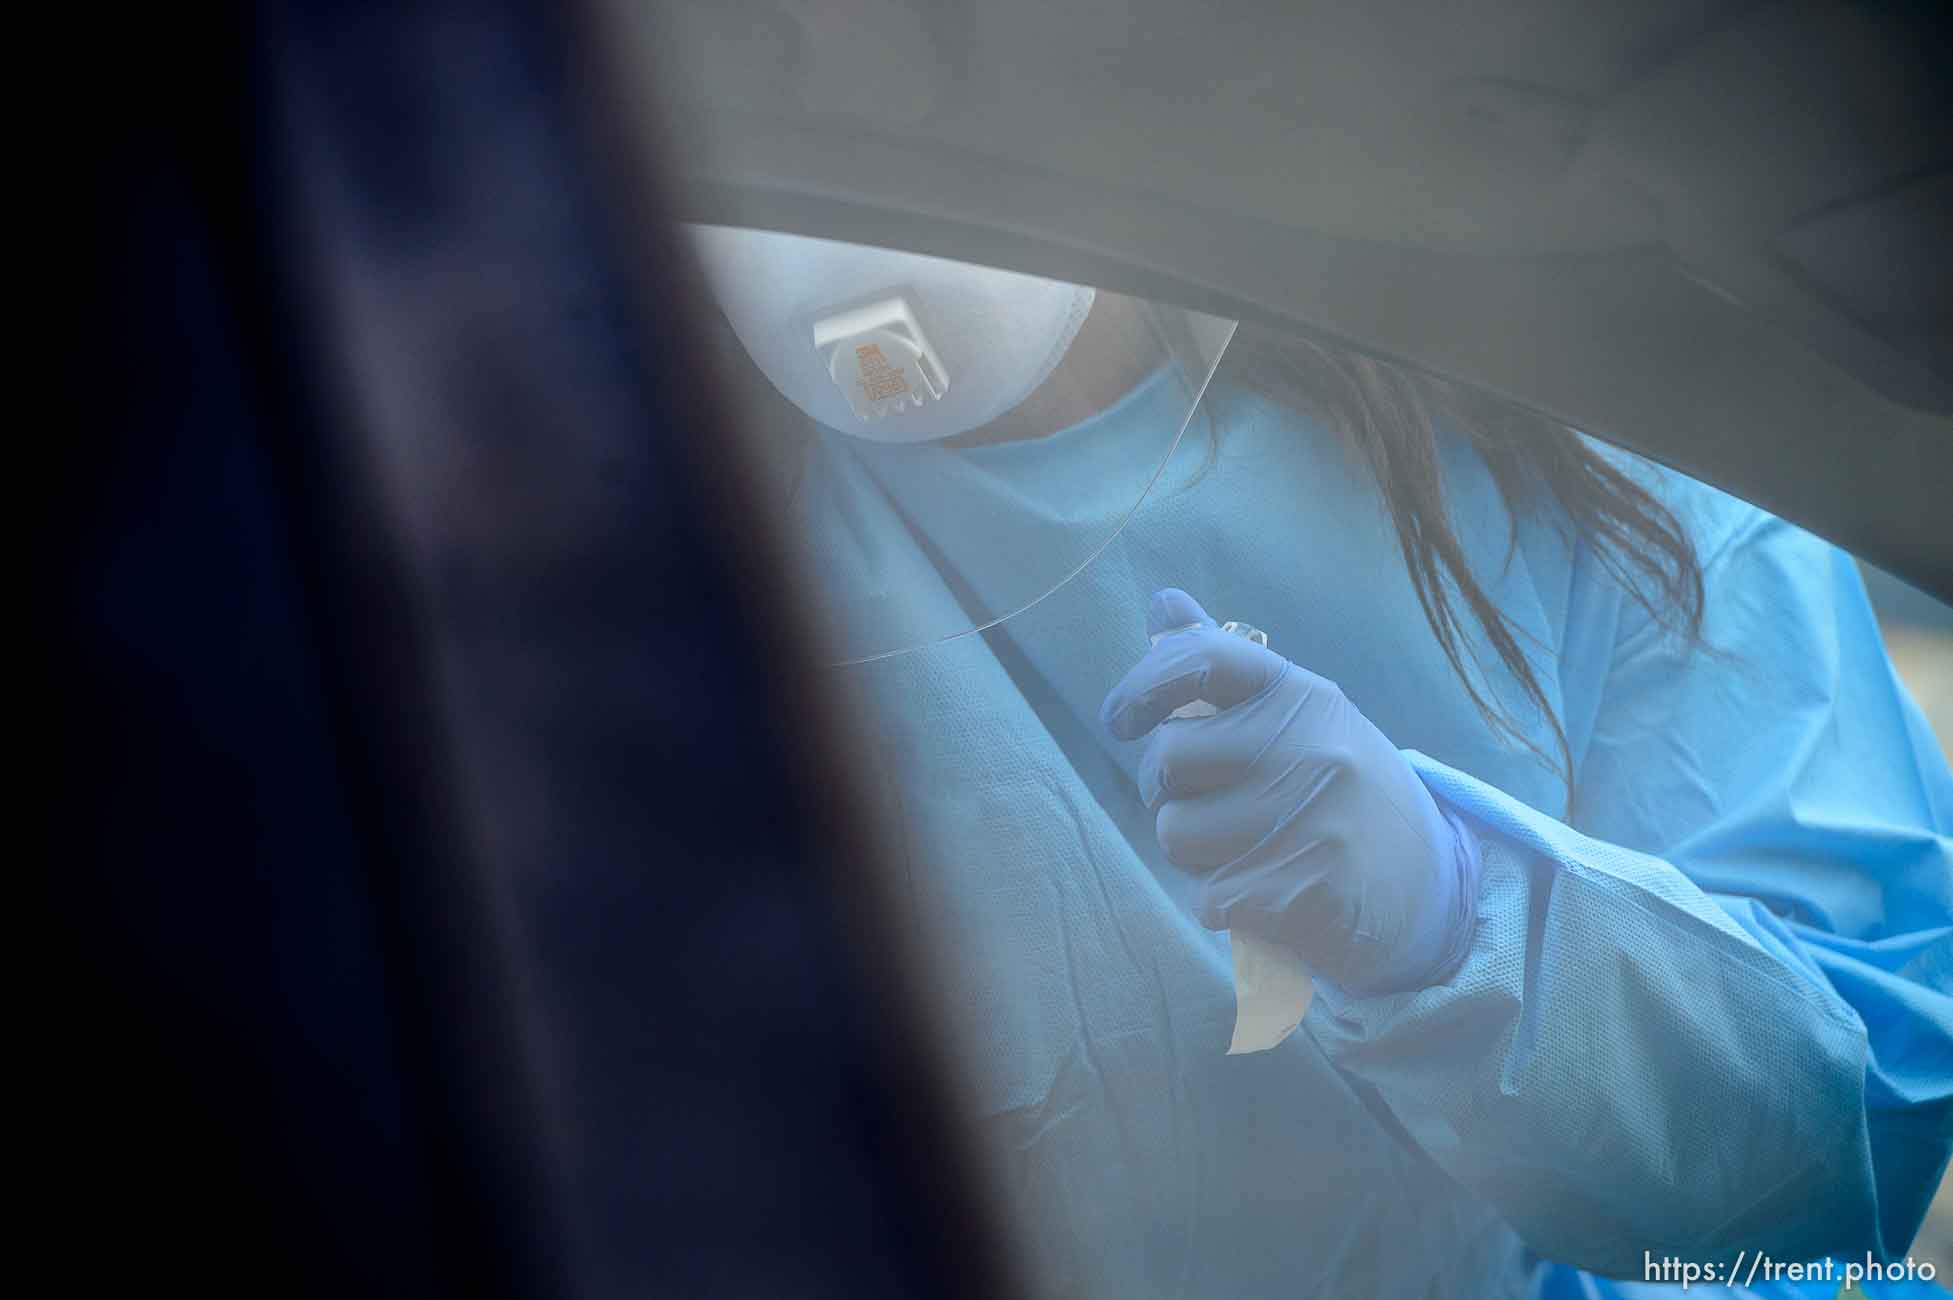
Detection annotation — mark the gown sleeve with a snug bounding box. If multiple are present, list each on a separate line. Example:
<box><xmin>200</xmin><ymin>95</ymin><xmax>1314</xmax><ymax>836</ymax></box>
<box><xmin>1308</xmin><ymin>499</ymin><xmax>1953</xmax><ymax>1278</ymax></box>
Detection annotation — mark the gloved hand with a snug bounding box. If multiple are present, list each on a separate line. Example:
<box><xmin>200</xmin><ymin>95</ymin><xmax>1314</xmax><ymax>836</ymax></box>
<box><xmin>1101</xmin><ymin>589</ymin><xmax>1480</xmax><ymax>995</ymax></box>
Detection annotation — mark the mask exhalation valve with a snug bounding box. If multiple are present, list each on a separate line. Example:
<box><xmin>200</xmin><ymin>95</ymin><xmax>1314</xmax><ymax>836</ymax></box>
<box><xmin>812</xmin><ymin>294</ymin><xmax>950</xmax><ymax>422</ymax></box>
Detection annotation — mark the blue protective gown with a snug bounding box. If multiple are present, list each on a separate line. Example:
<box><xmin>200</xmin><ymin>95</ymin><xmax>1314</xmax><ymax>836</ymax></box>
<box><xmin>814</xmin><ymin>366</ymin><xmax>1953</xmax><ymax>1298</ymax></box>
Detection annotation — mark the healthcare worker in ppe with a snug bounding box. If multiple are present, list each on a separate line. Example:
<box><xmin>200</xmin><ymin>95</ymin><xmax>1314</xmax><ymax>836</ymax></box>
<box><xmin>690</xmin><ymin>226</ymin><xmax>1953</xmax><ymax>1299</ymax></box>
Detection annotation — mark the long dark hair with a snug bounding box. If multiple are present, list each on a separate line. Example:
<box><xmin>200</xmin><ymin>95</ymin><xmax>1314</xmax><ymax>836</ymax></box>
<box><xmin>1222</xmin><ymin>331</ymin><xmax>1707</xmax><ymax>799</ymax></box>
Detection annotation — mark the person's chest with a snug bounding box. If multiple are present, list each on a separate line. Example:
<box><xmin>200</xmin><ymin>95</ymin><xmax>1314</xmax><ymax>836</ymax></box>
<box><xmin>988</xmin><ymin>390</ymin><xmax>1587</xmax><ymax>822</ymax></box>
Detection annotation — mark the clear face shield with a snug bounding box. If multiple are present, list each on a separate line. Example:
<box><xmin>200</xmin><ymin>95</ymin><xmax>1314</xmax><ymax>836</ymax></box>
<box><xmin>687</xmin><ymin>224</ymin><xmax>1237</xmax><ymax>663</ymax></box>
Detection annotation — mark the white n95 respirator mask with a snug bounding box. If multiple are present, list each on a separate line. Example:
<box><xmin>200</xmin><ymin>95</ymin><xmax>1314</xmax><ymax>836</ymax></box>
<box><xmin>686</xmin><ymin>224</ymin><xmax>1096</xmax><ymax>444</ymax></box>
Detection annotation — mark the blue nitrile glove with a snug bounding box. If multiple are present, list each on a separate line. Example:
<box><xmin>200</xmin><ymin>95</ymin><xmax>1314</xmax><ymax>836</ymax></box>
<box><xmin>1101</xmin><ymin>589</ymin><xmax>1481</xmax><ymax>995</ymax></box>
